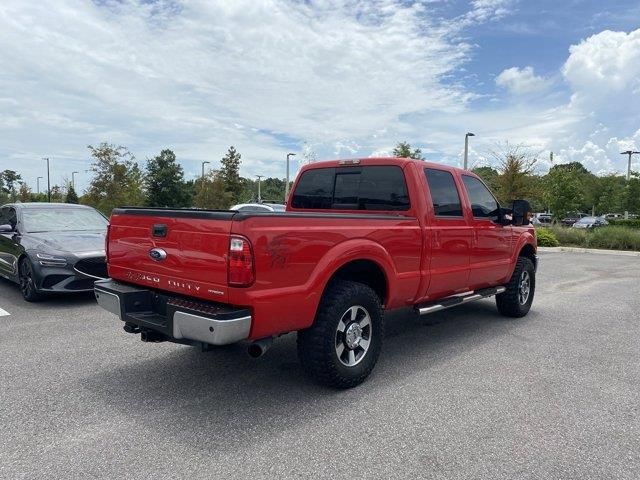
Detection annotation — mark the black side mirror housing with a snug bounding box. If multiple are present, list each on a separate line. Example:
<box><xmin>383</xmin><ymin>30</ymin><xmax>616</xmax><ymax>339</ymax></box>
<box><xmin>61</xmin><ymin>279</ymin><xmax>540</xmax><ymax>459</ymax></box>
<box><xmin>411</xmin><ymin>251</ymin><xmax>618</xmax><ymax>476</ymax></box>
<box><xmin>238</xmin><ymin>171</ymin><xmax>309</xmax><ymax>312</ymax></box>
<box><xmin>512</xmin><ymin>200</ymin><xmax>532</xmax><ymax>226</ymax></box>
<box><xmin>0</xmin><ymin>224</ymin><xmax>14</xmax><ymax>233</ymax></box>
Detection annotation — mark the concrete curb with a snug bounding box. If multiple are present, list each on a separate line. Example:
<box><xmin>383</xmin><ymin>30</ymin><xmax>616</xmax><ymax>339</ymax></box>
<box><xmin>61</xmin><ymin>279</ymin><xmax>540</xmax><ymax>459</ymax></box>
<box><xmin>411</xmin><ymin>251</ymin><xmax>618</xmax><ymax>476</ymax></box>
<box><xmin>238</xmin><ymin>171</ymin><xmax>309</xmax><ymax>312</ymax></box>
<box><xmin>538</xmin><ymin>246</ymin><xmax>640</xmax><ymax>257</ymax></box>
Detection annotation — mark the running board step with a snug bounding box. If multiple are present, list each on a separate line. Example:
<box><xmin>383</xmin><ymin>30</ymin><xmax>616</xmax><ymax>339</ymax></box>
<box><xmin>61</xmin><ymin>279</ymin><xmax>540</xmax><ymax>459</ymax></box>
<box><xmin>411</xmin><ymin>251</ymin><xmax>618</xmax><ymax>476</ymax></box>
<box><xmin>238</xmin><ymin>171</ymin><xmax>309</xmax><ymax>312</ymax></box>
<box><xmin>415</xmin><ymin>286</ymin><xmax>506</xmax><ymax>315</ymax></box>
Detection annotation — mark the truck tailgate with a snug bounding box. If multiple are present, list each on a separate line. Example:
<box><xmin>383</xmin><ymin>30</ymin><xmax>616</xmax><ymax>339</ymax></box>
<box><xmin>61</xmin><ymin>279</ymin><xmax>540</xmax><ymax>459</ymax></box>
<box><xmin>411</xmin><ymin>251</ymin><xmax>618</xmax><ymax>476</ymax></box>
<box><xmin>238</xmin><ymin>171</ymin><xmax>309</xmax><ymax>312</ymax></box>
<box><xmin>107</xmin><ymin>208</ymin><xmax>235</xmax><ymax>303</ymax></box>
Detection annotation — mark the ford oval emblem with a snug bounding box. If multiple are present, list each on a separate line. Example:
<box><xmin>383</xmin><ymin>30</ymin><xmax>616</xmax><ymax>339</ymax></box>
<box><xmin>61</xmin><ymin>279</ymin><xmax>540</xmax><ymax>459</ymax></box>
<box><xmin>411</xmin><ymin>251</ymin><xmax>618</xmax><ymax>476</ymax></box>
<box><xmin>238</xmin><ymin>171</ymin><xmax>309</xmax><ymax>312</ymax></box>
<box><xmin>149</xmin><ymin>248</ymin><xmax>167</xmax><ymax>261</ymax></box>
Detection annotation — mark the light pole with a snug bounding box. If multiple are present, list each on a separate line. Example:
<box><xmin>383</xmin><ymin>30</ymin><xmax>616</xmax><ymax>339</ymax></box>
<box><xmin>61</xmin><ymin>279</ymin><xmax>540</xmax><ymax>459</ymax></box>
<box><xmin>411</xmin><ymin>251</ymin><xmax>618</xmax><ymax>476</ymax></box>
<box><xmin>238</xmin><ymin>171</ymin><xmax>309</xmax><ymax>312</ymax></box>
<box><xmin>72</xmin><ymin>171</ymin><xmax>79</xmax><ymax>190</ymax></box>
<box><xmin>285</xmin><ymin>152</ymin><xmax>296</xmax><ymax>201</ymax></box>
<box><xmin>256</xmin><ymin>175</ymin><xmax>264</xmax><ymax>203</ymax></box>
<box><xmin>621</xmin><ymin>150</ymin><xmax>640</xmax><ymax>219</ymax></box>
<box><xmin>201</xmin><ymin>161</ymin><xmax>210</xmax><ymax>179</ymax></box>
<box><xmin>37</xmin><ymin>176</ymin><xmax>43</xmax><ymax>194</ymax></box>
<box><xmin>43</xmin><ymin>157</ymin><xmax>51</xmax><ymax>202</ymax></box>
<box><xmin>463</xmin><ymin>132</ymin><xmax>475</xmax><ymax>170</ymax></box>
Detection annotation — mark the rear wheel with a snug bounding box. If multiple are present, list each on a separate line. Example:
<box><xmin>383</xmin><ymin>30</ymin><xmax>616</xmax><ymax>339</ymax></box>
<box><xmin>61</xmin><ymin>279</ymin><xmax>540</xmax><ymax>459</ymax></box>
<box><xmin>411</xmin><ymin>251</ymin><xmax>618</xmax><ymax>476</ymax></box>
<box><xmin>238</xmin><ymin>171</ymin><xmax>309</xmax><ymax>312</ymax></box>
<box><xmin>19</xmin><ymin>257</ymin><xmax>43</xmax><ymax>302</ymax></box>
<box><xmin>496</xmin><ymin>257</ymin><xmax>535</xmax><ymax>317</ymax></box>
<box><xmin>297</xmin><ymin>280</ymin><xmax>384</xmax><ymax>389</ymax></box>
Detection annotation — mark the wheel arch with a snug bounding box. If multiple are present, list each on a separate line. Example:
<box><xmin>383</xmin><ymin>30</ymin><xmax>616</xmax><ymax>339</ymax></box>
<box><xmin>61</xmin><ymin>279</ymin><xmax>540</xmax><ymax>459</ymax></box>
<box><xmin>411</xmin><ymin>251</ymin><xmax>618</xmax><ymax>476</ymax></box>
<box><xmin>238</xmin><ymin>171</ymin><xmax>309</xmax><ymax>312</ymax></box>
<box><xmin>324</xmin><ymin>259</ymin><xmax>388</xmax><ymax>306</ymax></box>
<box><xmin>518</xmin><ymin>243</ymin><xmax>537</xmax><ymax>271</ymax></box>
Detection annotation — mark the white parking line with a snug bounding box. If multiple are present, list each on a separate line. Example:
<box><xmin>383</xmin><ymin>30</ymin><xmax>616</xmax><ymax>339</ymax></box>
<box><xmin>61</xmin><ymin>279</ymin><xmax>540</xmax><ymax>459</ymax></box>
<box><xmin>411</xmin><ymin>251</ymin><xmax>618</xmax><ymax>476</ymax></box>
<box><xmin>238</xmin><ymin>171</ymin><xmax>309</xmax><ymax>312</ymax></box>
<box><xmin>0</xmin><ymin>307</ymin><xmax>10</xmax><ymax>317</ymax></box>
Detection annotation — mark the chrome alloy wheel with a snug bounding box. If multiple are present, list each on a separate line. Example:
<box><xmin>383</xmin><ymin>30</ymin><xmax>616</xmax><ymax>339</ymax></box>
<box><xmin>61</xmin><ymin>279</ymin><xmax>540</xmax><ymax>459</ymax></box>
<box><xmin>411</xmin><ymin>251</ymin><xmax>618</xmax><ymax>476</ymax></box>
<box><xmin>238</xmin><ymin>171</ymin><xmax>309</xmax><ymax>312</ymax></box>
<box><xmin>335</xmin><ymin>305</ymin><xmax>372</xmax><ymax>367</ymax></box>
<box><xmin>519</xmin><ymin>270</ymin><xmax>531</xmax><ymax>305</ymax></box>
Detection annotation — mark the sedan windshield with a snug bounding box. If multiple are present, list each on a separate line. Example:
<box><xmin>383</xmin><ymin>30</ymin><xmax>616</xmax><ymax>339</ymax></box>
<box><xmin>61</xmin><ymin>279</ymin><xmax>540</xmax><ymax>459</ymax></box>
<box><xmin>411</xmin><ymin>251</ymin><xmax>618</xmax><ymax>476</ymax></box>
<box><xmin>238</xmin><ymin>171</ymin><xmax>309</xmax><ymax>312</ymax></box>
<box><xmin>576</xmin><ymin>217</ymin><xmax>596</xmax><ymax>224</ymax></box>
<box><xmin>23</xmin><ymin>208</ymin><xmax>107</xmax><ymax>233</ymax></box>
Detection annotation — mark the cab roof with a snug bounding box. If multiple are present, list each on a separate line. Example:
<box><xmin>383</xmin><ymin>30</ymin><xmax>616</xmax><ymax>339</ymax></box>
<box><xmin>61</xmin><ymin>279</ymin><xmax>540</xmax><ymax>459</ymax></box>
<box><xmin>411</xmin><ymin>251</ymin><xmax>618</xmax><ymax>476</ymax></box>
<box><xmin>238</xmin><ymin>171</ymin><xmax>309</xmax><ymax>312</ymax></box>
<box><xmin>299</xmin><ymin>157</ymin><xmax>464</xmax><ymax>174</ymax></box>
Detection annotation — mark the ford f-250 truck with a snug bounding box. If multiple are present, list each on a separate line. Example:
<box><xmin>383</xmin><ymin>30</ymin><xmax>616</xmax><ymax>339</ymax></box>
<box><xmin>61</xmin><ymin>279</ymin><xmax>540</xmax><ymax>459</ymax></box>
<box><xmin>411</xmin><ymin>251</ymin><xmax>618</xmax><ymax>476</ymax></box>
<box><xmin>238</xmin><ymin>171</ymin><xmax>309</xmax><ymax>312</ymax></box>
<box><xmin>95</xmin><ymin>157</ymin><xmax>537</xmax><ymax>388</ymax></box>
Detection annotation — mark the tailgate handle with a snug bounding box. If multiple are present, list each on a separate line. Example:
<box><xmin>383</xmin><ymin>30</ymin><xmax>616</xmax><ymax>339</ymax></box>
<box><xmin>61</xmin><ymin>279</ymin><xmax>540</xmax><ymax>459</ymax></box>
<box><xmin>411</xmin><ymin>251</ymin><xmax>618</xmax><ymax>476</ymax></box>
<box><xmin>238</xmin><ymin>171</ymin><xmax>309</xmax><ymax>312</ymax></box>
<box><xmin>152</xmin><ymin>224</ymin><xmax>168</xmax><ymax>238</ymax></box>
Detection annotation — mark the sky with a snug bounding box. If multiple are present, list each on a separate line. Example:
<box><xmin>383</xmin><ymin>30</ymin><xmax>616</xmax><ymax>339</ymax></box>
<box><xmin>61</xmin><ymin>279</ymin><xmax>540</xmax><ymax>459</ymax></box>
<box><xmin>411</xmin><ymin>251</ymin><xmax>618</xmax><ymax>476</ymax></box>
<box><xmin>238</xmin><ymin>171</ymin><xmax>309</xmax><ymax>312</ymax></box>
<box><xmin>1</xmin><ymin>0</ymin><xmax>639</xmax><ymax>194</ymax></box>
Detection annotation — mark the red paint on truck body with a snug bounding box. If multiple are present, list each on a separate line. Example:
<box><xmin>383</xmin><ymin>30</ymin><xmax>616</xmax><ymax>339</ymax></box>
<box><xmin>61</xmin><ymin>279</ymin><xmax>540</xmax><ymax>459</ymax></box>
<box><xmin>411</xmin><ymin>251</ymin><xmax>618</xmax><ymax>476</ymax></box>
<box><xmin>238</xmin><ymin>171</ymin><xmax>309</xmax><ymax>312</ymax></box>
<box><xmin>106</xmin><ymin>157</ymin><xmax>536</xmax><ymax>341</ymax></box>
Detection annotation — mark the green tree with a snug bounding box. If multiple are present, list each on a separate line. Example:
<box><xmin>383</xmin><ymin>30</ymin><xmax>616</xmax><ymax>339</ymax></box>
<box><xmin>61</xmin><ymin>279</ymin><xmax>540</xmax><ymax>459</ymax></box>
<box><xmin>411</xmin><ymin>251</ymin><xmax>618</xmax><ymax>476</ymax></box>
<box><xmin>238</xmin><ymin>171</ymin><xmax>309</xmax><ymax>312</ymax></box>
<box><xmin>490</xmin><ymin>143</ymin><xmax>537</xmax><ymax>204</ymax></box>
<box><xmin>17</xmin><ymin>182</ymin><xmax>32</xmax><ymax>202</ymax></box>
<box><xmin>393</xmin><ymin>141</ymin><xmax>424</xmax><ymax>160</ymax></box>
<box><xmin>545</xmin><ymin>166</ymin><xmax>584</xmax><ymax>218</ymax></box>
<box><xmin>472</xmin><ymin>166</ymin><xmax>500</xmax><ymax>193</ymax></box>
<box><xmin>193</xmin><ymin>172</ymin><xmax>232</xmax><ymax>209</ymax></box>
<box><xmin>145</xmin><ymin>149</ymin><xmax>190</xmax><ymax>207</ymax></box>
<box><xmin>49</xmin><ymin>185</ymin><xmax>65</xmax><ymax>202</ymax></box>
<box><xmin>220</xmin><ymin>146</ymin><xmax>243</xmax><ymax>203</ymax></box>
<box><xmin>65</xmin><ymin>185</ymin><xmax>79</xmax><ymax>204</ymax></box>
<box><xmin>83</xmin><ymin>143</ymin><xmax>145</xmax><ymax>215</ymax></box>
<box><xmin>1</xmin><ymin>170</ymin><xmax>22</xmax><ymax>201</ymax></box>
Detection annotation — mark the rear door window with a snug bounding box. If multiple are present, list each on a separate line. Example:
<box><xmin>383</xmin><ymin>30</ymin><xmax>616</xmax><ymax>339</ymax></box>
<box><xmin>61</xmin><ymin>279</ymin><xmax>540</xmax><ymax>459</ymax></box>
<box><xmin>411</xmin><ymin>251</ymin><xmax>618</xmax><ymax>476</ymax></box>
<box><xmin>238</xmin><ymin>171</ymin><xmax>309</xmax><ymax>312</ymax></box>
<box><xmin>424</xmin><ymin>169</ymin><xmax>463</xmax><ymax>217</ymax></box>
<box><xmin>292</xmin><ymin>166</ymin><xmax>410</xmax><ymax>211</ymax></box>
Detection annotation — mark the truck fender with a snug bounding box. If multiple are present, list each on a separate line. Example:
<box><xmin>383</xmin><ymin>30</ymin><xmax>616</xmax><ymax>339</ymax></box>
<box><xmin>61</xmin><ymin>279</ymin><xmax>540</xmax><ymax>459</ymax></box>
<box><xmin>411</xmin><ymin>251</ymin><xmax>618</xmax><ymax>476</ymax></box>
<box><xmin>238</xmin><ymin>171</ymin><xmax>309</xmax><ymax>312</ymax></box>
<box><xmin>510</xmin><ymin>232</ymin><xmax>537</xmax><ymax>275</ymax></box>
<box><xmin>301</xmin><ymin>239</ymin><xmax>398</xmax><ymax>327</ymax></box>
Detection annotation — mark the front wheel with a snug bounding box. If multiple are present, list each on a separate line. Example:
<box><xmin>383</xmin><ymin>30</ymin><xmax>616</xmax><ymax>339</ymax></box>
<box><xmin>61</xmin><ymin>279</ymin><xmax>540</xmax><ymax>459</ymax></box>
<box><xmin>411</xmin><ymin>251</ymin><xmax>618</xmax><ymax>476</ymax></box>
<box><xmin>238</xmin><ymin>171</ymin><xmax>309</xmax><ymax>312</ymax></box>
<box><xmin>496</xmin><ymin>256</ymin><xmax>535</xmax><ymax>317</ymax></box>
<box><xmin>19</xmin><ymin>257</ymin><xmax>43</xmax><ymax>302</ymax></box>
<box><xmin>297</xmin><ymin>280</ymin><xmax>384</xmax><ymax>389</ymax></box>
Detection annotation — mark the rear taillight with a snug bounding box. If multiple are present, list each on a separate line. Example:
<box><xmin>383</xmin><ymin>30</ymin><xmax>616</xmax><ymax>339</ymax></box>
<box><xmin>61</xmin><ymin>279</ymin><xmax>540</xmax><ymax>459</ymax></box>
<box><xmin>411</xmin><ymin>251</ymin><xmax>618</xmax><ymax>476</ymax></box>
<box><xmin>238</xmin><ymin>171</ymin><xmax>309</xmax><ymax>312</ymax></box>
<box><xmin>228</xmin><ymin>235</ymin><xmax>254</xmax><ymax>287</ymax></box>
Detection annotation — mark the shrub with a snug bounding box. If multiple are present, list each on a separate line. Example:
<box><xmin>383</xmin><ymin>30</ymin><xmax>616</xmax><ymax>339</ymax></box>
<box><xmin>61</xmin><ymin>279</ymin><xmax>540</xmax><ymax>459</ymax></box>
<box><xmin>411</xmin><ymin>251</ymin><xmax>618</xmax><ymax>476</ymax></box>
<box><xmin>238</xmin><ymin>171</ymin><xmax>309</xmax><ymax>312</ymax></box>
<box><xmin>549</xmin><ymin>226</ymin><xmax>588</xmax><ymax>246</ymax></box>
<box><xmin>536</xmin><ymin>228</ymin><xmax>560</xmax><ymax>247</ymax></box>
<box><xmin>608</xmin><ymin>219</ymin><xmax>640</xmax><ymax>229</ymax></box>
<box><xmin>586</xmin><ymin>226</ymin><xmax>640</xmax><ymax>251</ymax></box>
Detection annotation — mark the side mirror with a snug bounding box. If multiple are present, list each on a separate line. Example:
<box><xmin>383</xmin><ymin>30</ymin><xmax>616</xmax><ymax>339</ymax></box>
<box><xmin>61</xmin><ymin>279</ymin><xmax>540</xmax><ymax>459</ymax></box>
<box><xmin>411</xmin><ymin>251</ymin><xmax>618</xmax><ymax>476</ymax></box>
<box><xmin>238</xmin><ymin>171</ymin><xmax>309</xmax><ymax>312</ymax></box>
<box><xmin>512</xmin><ymin>200</ymin><xmax>532</xmax><ymax>226</ymax></box>
<box><xmin>0</xmin><ymin>224</ymin><xmax>14</xmax><ymax>233</ymax></box>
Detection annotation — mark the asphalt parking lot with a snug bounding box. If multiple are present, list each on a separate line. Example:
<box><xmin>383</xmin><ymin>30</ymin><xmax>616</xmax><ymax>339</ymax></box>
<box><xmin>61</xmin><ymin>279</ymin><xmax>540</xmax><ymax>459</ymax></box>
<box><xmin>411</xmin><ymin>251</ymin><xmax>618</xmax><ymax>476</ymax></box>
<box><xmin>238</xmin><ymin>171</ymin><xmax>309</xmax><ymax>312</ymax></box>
<box><xmin>1</xmin><ymin>251</ymin><xmax>638</xmax><ymax>480</ymax></box>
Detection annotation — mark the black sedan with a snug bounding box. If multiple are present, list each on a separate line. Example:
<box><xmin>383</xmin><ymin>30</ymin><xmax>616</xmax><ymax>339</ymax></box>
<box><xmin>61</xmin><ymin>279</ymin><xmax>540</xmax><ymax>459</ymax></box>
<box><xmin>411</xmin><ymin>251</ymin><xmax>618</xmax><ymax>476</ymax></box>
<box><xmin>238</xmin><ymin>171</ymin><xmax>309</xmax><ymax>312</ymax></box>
<box><xmin>0</xmin><ymin>203</ymin><xmax>108</xmax><ymax>301</ymax></box>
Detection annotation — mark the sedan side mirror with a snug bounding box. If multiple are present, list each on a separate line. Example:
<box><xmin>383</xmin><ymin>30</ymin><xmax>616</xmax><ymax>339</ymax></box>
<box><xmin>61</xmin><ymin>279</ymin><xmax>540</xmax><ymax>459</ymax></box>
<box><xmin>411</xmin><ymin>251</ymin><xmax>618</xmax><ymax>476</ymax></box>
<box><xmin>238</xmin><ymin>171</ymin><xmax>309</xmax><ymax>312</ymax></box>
<box><xmin>512</xmin><ymin>200</ymin><xmax>532</xmax><ymax>226</ymax></box>
<box><xmin>0</xmin><ymin>224</ymin><xmax>14</xmax><ymax>233</ymax></box>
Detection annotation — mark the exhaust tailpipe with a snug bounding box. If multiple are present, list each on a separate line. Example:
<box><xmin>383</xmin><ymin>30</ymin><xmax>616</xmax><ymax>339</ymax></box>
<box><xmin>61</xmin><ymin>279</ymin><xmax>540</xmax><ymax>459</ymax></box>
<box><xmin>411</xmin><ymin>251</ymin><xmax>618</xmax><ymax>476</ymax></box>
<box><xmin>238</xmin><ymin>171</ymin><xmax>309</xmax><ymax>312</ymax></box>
<box><xmin>140</xmin><ymin>330</ymin><xmax>165</xmax><ymax>343</ymax></box>
<box><xmin>248</xmin><ymin>338</ymin><xmax>273</xmax><ymax>358</ymax></box>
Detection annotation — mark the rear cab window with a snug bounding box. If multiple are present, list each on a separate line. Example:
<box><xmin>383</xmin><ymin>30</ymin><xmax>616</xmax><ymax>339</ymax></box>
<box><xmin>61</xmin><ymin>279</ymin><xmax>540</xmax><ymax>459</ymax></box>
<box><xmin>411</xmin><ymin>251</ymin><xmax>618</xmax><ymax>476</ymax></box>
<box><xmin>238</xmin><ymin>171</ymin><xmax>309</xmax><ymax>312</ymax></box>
<box><xmin>291</xmin><ymin>166</ymin><xmax>410</xmax><ymax>211</ymax></box>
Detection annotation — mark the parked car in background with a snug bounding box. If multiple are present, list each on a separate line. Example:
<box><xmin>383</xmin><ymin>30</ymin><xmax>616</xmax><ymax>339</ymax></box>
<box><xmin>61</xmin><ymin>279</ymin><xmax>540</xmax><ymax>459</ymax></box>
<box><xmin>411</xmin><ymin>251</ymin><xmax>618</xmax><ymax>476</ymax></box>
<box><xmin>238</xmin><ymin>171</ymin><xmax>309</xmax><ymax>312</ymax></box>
<box><xmin>561</xmin><ymin>212</ymin><xmax>588</xmax><ymax>226</ymax></box>
<box><xmin>230</xmin><ymin>203</ymin><xmax>286</xmax><ymax>212</ymax></box>
<box><xmin>532</xmin><ymin>213</ymin><xmax>553</xmax><ymax>226</ymax></box>
<box><xmin>572</xmin><ymin>216</ymin><xmax>609</xmax><ymax>229</ymax></box>
<box><xmin>0</xmin><ymin>203</ymin><xmax>108</xmax><ymax>302</ymax></box>
<box><xmin>603</xmin><ymin>213</ymin><xmax>622</xmax><ymax>220</ymax></box>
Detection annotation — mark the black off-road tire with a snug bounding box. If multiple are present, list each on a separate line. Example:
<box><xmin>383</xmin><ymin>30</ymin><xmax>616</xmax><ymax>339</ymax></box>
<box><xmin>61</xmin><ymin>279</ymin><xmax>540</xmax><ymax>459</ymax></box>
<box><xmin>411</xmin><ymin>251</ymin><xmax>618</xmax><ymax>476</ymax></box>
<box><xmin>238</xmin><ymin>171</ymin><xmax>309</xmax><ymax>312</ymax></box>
<box><xmin>19</xmin><ymin>257</ymin><xmax>43</xmax><ymax>302</ymax></box>
<box><xmin>297</xmin><ymin>280</ymin><xmax>384</xmax><ymax>389</ymax></box>
<box><xmin>496</xmin><ymin>256</ymin><xmax>535</xmax><ymax>318</ymax></box>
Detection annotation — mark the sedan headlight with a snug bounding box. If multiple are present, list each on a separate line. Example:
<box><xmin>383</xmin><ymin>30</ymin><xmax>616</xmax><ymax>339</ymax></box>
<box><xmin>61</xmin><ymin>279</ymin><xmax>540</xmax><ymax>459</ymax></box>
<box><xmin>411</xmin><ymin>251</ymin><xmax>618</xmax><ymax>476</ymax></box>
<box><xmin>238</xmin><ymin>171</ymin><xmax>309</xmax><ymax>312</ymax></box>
<box><xmin>36</xmin><ymin>253</ymin><xmax>68</xmax><ymax>267</ymax></box>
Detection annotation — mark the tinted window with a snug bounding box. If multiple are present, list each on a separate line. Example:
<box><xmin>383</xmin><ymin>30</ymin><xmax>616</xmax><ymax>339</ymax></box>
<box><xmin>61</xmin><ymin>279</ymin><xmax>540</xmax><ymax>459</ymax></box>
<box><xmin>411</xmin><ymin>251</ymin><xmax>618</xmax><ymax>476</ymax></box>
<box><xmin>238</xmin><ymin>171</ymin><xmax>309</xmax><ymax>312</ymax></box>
<box><xmin>0</xmin><ymin>207</ymin><xmax>17</xmax><ymax>229</ymax></box>
<box><xmin>22</xmin><ymin>208</ymin><xmax>107</xmax><ymax>233</ymax></box>
<box><xmin>462</xmin><ymin>175</ymin><xmax>499</xmax><ymax>219</ymax></box>
<box><xmin>424</xmin><ymin>169</ymin><xmax>463</xmax><ymax>217</ymax></box>
<box><xmin>358</xmin><ymin>166</ymin><xmax>410</xmax><ymax>210</ymax></box>
<box><xmin>291</xmin><ymin>168</ymin><xmax>335</xmax><ymax>209</ymax></box>
<box><xmin>292</xmin><ymin>166</ymin><xmax>409</xmax><ymax>211</ymax></box>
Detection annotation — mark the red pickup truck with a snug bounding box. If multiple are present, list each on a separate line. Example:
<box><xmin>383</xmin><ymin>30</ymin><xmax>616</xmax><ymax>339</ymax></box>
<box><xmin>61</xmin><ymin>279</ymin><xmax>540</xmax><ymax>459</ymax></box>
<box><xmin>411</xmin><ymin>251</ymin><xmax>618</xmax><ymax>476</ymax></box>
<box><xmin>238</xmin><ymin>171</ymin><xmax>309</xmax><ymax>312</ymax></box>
<box><xmin>95</xmin><ymin>157</ymin><xmax>537</xmax><ymax>388</ymax></box>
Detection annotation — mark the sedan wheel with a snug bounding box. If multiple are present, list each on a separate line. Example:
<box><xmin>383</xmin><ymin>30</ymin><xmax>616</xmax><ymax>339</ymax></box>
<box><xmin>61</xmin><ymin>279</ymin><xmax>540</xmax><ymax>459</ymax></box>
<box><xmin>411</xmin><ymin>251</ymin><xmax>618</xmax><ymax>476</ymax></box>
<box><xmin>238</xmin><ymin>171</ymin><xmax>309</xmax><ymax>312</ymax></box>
<box><xmin>19</xmin><ymin>258</ymin><xmax>43</xmax><ymax>302</ymax></box>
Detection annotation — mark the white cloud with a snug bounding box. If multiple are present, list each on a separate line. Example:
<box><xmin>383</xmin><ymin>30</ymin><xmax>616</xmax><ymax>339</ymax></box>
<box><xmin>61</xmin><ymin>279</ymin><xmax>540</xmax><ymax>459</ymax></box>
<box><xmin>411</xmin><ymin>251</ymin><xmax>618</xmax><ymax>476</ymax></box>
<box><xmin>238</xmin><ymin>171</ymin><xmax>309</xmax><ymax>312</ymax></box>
<box><xmin>0</xmin><ymin>1</ymin><xmax>637</xmax><ymax>194</ymax></box>
<box><xmin>495</xmin><ymin>66</ymin><xmax>550</xmax><ymax>94</ymax></box>
<box><xmin>0</xmin><ymin>0</ymin><xmax>483</xmax><ymax>191</ymax></box>
<box><xmin>563</xmin><ymin>29</ymin><xmax>640</xmax><ymax>106</ymax></box>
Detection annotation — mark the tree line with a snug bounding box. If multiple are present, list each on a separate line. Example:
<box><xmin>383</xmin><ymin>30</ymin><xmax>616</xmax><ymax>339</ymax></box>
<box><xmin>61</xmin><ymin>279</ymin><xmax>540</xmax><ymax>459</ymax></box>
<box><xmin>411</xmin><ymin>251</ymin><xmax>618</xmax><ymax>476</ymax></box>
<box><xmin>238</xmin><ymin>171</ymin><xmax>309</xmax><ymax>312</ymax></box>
<box><xmin>1</xmin><ymin>141</ymin><xmax>638</xmax><ymax>218</ymax></box>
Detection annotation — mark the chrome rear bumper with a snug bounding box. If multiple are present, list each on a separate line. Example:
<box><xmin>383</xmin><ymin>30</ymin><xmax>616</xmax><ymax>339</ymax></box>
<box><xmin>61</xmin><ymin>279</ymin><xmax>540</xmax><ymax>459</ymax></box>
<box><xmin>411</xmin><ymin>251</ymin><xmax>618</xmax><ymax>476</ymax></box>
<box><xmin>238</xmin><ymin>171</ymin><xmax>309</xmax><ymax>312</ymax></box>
<box><xmin>94</xmin><ymin>279</ymin><xmax>251</xmax><ymax>346</ymax></box>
